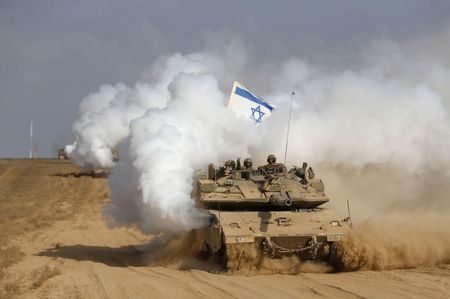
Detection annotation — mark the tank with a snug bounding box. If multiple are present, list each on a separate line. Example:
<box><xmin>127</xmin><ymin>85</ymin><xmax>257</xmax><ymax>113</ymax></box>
<box><xmin>193</xmin><ymin>157</ymin><xmax>352</xmax><ymax>271</ymax></box>
<box><xmin>58</xmin><ymin>148</ymin><xmax>68</xmax><ymax>160</ymax></box>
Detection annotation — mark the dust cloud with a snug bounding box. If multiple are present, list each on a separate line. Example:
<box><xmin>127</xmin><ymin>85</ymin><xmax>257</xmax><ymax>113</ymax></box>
<box><xmin>320</xmin><ymin>165</ymin><xmax>450</xmax><ymax>271</ymax></box>
<box><xmin>140</xmin><ymin>233</ymin><xmax>332</xmax><ymax>274</ymax></box>
<box><xmin>334</xmin><ymin>213</ymin><xmax>450</xmax><ymax>271</ymax></box>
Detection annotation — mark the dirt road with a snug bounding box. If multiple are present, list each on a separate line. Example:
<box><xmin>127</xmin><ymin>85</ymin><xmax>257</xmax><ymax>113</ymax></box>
<box><xmin>0</xmin><ymin>159</ymin><xmax>449</xmax><ymax>298</ymax></box>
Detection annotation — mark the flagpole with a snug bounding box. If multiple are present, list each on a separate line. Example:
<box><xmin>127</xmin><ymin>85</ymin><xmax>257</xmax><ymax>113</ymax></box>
<box><xmin>283</xmin><ymin>91</ymin><xmax>295</xmax><ymax>167</ymax></box>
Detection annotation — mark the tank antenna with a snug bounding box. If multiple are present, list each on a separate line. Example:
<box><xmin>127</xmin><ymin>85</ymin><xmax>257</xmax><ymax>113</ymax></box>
<box><xmin>347</xmin><ymin>200</ymin><xmax>353</xmax><ymax>227</ymax></box>
<box><xmin>29</xmin><ymin>107</ymin><xmax>35</xmax><ymax>159</ymax></box>
<box><xmin>283</xmin><ymin>90</ymin><xmax>295</xmax><ymax>167</ymax></box>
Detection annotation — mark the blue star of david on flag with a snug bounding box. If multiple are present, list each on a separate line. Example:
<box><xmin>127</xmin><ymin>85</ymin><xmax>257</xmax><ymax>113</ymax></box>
<box><xmin>250</xmin><ymin>105</ymin><xmax>265</xmax><ymax>123</ymax></box>
<box><xmin>227</xmin><ymin>81</ymin><xmax>275</xmax><ymax>124</ymax></box>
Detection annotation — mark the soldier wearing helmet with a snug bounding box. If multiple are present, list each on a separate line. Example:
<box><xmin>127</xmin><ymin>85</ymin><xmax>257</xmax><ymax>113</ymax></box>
<box><xmin>266</xmin><ymin>154</ymin><xmax>276</xmax><ymax>166</ymax></box>
<box><xmin>259</xmin><ymin>154</ymin><xmax>285</xmax><ymax>174</ymax></box>
<box><xmin>243</xmin><ymin>157</ymin><xmax>253</xmax><ymax>170</ymax></box>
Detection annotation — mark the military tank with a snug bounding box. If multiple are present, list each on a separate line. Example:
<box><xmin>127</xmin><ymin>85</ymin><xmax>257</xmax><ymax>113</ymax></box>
<box><xmin>58</xmin><ymin>148</ymin><xmax>68</xmax><ymax>160</ymax></box>
<box><xmin>193</xmin><ymin>154</ymin><xmax>352</xmax><ymax>271</ymax></box>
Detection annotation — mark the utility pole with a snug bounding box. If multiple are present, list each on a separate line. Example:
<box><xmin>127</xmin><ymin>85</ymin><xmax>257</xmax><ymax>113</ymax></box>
<box><xmin>29</xmin><ymin>107</ymin><xmax>35</xmax><ymax>159</ymax></box>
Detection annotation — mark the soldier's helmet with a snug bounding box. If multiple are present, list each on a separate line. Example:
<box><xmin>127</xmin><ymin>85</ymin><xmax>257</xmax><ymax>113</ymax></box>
<box><xmin>267</xmin><ymin>154</ymin><xmax>276</xmax><ymax>164</ymax></box>
<box><xmin>243</xmin><ymin>158</ymin><xmax>253</xmax><ymax>168</ymax></box>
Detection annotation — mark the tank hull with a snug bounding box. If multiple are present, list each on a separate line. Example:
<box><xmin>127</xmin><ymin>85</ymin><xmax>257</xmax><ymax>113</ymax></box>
<box><xmin>195</xmin><ymin>208</ymin><xmax>351</xmax><ymax>270</ymax></box>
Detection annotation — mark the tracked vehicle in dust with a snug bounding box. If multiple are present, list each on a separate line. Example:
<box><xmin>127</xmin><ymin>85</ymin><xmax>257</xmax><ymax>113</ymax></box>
<box><xmin>194</xmin><ymin>155</ymin><xmax>352</xmax><ymax>271</ymax></box>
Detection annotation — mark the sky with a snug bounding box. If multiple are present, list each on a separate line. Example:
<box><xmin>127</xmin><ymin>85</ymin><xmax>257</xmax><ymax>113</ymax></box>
<box><xmin>1</xmin><ymin>0</ymin><xmax>450</xmax><ymax>157</ymax></box>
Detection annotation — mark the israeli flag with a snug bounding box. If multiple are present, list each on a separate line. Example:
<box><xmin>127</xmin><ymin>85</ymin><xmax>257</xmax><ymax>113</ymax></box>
<box><xmin>228</xmin><ymin>81</ymin><xmax>274</xmax><ymax>124</ymax></box>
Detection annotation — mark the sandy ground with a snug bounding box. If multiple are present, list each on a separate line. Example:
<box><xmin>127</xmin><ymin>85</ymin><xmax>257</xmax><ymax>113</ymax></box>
<box><xmin>0</xmin><ymin>159</ymin><xmax>449</xmax><ymax>299</ymax></box>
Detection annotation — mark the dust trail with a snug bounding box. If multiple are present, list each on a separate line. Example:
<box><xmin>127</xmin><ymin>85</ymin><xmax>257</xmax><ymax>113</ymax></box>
<box><xmin>225</xmin><ymin>244</ymin><xmax>331</xmax><ymax>274</ymax></box>
<box><xmin>317</xmin><ymin>165</ymin><xmax>450</xmax><ymax>272</ymax></box>
<box><xmin>139</xmin><ymin>233</ymin><xmax>224</xmax><ymax>272</ymax></box>
<box><xmin>333</xmin><ymin>213</ymin><xmax>450</xmax><ymax>271</ymax></box>
<box><xmin>140</xmin><ymin>234</ymin><xmax>331</xmax><ymax>274</ymax></box>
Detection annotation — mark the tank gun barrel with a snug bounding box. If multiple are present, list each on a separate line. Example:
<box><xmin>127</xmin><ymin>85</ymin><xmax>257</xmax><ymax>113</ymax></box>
<box><xmin>269</xmin><ymin>193</ymin><xmax>292</xmax><ymax>207</ymax></box>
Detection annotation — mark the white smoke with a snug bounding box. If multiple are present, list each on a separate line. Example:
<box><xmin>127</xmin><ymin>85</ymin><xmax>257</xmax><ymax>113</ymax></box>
<box><xmin>66</xmin><ymin>37</ymin><xmax>247</xmax><ymax>168</ymax></box>
<box><xmin>107</xmin><ymin>73</ymin><xmax>257</xmax><ymax>233</ymax></box>
<box><xmin>264</xmin><ymin>58</ymin><xmax>450</xmax><ymax>173</ymax></box>
<box><xmin>68</xmin><ymin>29</ymin><xmax>450</xmax><ymax>233</ymax></box>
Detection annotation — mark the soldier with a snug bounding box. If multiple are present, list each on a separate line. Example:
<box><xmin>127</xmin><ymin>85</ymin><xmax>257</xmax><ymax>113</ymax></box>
<box><xmin>243</xmin><ymin>157</ymin><xmax>253</xmax><ymax>170</ymax></box>
<box><xmin>236</xmin><ymin>157</ymin><xmax>242</xmax><ymax>170</ymax></box>
<box><xmin>223</xmin><ymin>160</ymin><xmax>236</xmax><ymax>175</ymax></box>
<box><xmin>240</xmin><ymin>157</ymin><xmax>254</xmax><ymax>180</ymax></box>
<box><xmin>259</xmin><ymin>154</ymin><xmax>283</xmax><ymax>175</ymax></box>
<box><xmin>266</xmin><ymin>154</ymin><xmax>276</xmax><ymax>166</ymax></box>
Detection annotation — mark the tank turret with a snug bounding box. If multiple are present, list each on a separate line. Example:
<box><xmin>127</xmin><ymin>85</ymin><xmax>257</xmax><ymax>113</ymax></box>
<box><xmin>198</xmin><ymin>159</ymin><xmax>329</xmax><ymax>210</ymax></box>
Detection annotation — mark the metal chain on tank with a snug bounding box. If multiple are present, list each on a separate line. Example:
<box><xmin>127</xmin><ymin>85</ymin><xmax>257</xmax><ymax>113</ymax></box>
<box><xmin>262</xmin><ymin>236</ymin><xmax>322</xmax><ymax>259</ymax></box>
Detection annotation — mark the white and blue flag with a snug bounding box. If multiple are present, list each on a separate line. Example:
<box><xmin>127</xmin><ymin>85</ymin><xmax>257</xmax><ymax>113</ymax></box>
<box><xmin>228</xmin><ymin>81</ymin><xmax>274</xmax><ymax>124</ymax></box>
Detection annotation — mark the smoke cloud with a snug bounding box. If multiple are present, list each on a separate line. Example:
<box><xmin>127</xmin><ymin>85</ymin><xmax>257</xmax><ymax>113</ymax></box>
<box><xmin>66</xmin><ymin>37</ymin><xmax>247</xmax><ymax>168</ymax></box>
<box><xmin>68</xmin><ymin>27</ymin><xmax>450</xmax><ymax>245</ymax></box>
<box><xmin>107</xmin><ymin>73</ymin><xmax>258</xmax><ymax>233</ymax></box>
